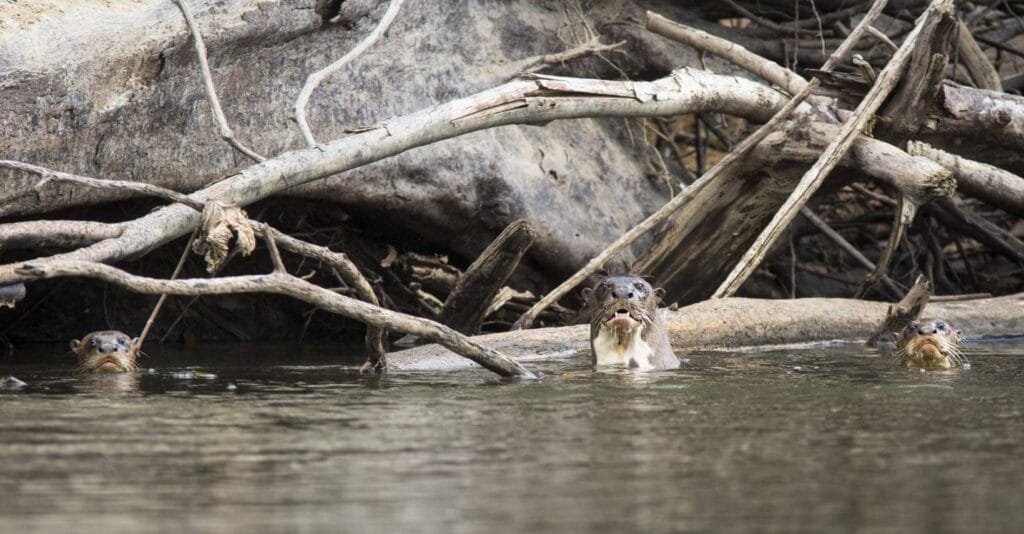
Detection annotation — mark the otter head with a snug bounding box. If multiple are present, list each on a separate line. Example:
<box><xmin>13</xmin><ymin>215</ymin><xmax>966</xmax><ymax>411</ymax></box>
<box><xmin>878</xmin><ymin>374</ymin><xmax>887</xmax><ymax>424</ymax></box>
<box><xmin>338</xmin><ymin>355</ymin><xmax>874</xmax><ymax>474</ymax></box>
<box><xmin>584</xmin><ymin>275</ymin><xmax>664</xmax><ymax>369</ymax></box>
<box><xmin>895</xmin><ymin>319</ymin><xmax>965</xmax><ymax>370</ymax></box>
<box><xmin>70</xmin><ymin>331</ymin><xmax>139</xmax><ymax>374</ymax></box>
<box><xmin>585</xmin><ymin>276</ymin><xmax>659</xmax><ymax>334</ymax></box>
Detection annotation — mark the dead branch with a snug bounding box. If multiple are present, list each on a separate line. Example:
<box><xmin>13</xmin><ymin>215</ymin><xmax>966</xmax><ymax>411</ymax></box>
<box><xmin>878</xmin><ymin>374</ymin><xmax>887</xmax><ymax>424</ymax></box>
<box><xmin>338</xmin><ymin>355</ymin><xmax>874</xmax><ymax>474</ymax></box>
<box><xmin>646</xmin><ymin>13</ymin><xmax>810</xmax><ymax>97</ymax></box>
<box><xmin>955</xmin><ymin>20</ymin><xmax>1002</xmax><ymax>92</ymax></box>
<box><xmin>927</xmin><ymin>198</ymin><xmax>1024</xmax><ymax>263</ymax></box>
<box><xmin>937</xmin><ymin>83</ymin><xmax>1024</xmax><ymax>149</ymax></box>
<box><xmin>0</xmin><ymin>68</ymin><xmax>792</xmax><ymax>284</ymax></box>
<box><xmin>13</xmin><ymin>260</ymin><xmax>535</xmax><ymax>379</ymax></box>
<box><xmin>0</xmin><ymin>160</ymin><xmax>204</xmax><ymax>211</ymax></box>
<box><xmin>134</xmin><ymin>229</ymin><xmax>197</xmax><ymax>353</ymax></box>
<box><xmin>439</xmin><ymin>220</ymin><xmax>535</xmax><ymax>335</ymax></box>
<box><xmin>867</xmin><ymin>275</ymin><xmax>931</xmax><ymax>346</ymax></box>
<box><xmin>171</xmin><ymin>0</ymin><xmax>265</xmax><ymax>163</ymax></box>
<box><xmin>799</xmin><ymin>208</ymin><xmax>903</xmax><ymax>298</ymax></box>
<box><xmin>714</xmin><ymin>0</ymin><xmax>955</xmax><ymax>298</ymax></box>
<box><xmin>511</xmin><ymin>1</ymin><xmax>890</xmax><ymax>328</ymax></box>
<box><xmin>294</xmin><ymin>0</ymin><xmax>405</xmax><ymax>147</ymax></box>
<box><xmin>9</xmin><ymin>160</ymin><xmax>389</xmax><ymax>369</ymax></box>
<box><xmin>909</xmin><ymin>141</ymin><xmax>1024</xmax><ymax>218</ymax></box>
<box><xmin>393</xmin><ymin>291</ymin><xmax>1024</xmax><ymax>371</ymax></box>
<box><xmin>0</xmin><ymin>220</ymin><xmax>122</xmax><ymax>250</ymax></box>
<box><xmin>514</xmin><ymin>35</ymin><xmax>626</xmax><ymax>74</ymax></box>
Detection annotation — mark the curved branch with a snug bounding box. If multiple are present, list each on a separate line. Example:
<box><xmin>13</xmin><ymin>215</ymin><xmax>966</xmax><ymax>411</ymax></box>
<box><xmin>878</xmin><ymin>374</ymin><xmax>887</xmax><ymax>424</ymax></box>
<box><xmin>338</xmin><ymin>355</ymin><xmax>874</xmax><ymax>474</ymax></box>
<box><xmin>14</xmin><ymin>260</ymin><xmax>535</xmax><ymax>379</ymax></box>
<box><xmin>0</xmin><ymin>160</ymin><xmax>203</xmax><ymax>211</ymax></box>
<box><xmin>172</xmin><ymin>0</ymin><xmax>265</xmax><ymax>163</ymax></box>
<box><xmin>0</xmin><ymin>68</ymin><xmax>792</xmax><ymax>281</ymax></box>
<box><xmin>294</xmin><ymin>0</ymin><xmax>405</xmax><ymax>147</ymax></box>
<box><xmin>0</xmin><ymin>220</ymin><xmax>122</xmax><ymax>250</ymax></box>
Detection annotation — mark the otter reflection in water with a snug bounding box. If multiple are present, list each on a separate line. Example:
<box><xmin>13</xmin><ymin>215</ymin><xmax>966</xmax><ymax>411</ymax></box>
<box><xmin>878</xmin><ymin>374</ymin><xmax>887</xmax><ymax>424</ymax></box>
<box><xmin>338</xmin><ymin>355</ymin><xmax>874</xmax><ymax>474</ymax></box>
<box><xmin>894</xmin><ymin>318</ymin><xmax>967</xmax><ymax>370</ymax></box>
<box><xmin>70</xmin><ymin>330</ymin><xmax>139</xmax><ymax>374</ymax></box>
<box><xmin>584</xmin><ymin>275</ymin><xmax>679</xmax><ymax>370</ymax></box>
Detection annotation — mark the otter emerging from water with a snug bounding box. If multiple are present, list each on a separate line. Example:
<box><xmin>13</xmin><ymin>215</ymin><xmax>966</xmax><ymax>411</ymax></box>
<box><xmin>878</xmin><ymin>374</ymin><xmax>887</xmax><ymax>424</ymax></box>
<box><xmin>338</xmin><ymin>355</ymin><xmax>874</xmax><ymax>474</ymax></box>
<box><xmin>894</xmin><ymin>318</ymin><xmax>966</xmax><ymax>370</ymax></box>
<box><xmin>583</xmin><ymin>275</ymin><xmax>679</xmax><ymax>370</ymax></box>
<box><xmin>70</xmin><ymin>331</ymin><xmax>139</xmax><ymax>374</ymax></box>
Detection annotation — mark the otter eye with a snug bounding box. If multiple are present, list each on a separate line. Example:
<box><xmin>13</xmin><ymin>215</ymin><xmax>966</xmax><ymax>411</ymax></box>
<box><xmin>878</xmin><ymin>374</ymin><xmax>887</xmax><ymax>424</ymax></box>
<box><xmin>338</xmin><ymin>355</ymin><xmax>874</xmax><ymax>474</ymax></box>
<box><xmin>633</xmin><ymin>282</ymin><xmax>645</xmax><ymax>291</ymax></box>
<box><xmin>118</xmin><ymin>336</ymin><xmax>129</xmax><ymax>345</ymax></box>
<box><xmin>904</xmin><ymin>324</ymin><xmax>917</xmax><ymax>332</ymax></box>
<box><xmin>936</xmin><ymin>322</ymin><xmax>947</xmax><ymax>331</ymax></box>
<box><xmin>90</xmin><ymin>338</ymin><xmax>98</xmax><ymax>347</ymax></box>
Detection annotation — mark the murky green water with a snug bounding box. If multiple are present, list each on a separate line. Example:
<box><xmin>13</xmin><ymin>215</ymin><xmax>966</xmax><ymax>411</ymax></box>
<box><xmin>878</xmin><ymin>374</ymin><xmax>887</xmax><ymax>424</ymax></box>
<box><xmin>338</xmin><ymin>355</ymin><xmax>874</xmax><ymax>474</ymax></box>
<box><xmin>2</xmin><ymin>341</ymin><xmax>1024</xmax><ymax>533</ymax></box>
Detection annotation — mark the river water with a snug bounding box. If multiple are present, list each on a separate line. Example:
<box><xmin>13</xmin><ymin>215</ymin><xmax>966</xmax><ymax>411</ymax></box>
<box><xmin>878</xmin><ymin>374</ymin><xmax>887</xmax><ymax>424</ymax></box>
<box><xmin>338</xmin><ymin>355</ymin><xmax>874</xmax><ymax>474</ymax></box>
<box><xmin>2</xmin><ymin>341</ymin><xmax>1023</xmax><ymax>533</ymax></box>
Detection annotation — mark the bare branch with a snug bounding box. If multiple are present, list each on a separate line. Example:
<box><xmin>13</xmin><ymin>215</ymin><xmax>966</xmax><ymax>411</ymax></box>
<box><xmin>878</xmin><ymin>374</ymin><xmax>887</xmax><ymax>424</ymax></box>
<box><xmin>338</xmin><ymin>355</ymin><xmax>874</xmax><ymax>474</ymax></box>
<box><xmin>0</xmin><ymin>160</ymin><xmax>389</xmax><ymax>370</ymax></box>
<box><xmin>14</xmin><ymin>260</ymin><xmax>536</xmax><ymax>379</ymax></box>
<box><xmin>0</xmin><ymin>68</ymin><xmax>792</xmax><ymax>284</ymax></box>
<box><xmin>0</xmin><ymin>220</ymin><xmax>122</xmax><ymax>250</ymax></box>
<box><xmin>515</xmin><ymin>35</ymin><xmax>626</xmax><ymax>74</ymax></box>
<box><xmin>865</xmin><ymin>25</ymin><xmax>898</xmax><ymax>51</ymax></box>
<box><xmin>0</xmin><ymin>160</ymin><xmax>203</xmax><ymax>211</ymax></box>
<box><xmin>799</xmin><ymin>207</ymin><xmax>903</xmax><ymax>298</ymax></box>
<box><xmin>510</xmin><ymin>2</ymin><xmax>892</xmax><ymax>328</ymax></box>
<box><xmin>172</xmin><ymin>0</ymin><xmax>265</xmax><ymax>163</ymax></box>
<box><xmin>908</xmin><ymin>142</ymin><xmax>1024</xmax><ymax>218</ymax></box>
<box><xmin>714</xmin><ymin>0</ymin><xmax>954</xmax><ymax>298</ymax></box>
<box><xmin>646</xmin><ymin>12</ymin><xmax>811</xmax><ymax>98</ymax></box>
<box><xmin>294</xmin><ymin>0</ymin><xmax>405</xmax><ymax>147</ymax></box>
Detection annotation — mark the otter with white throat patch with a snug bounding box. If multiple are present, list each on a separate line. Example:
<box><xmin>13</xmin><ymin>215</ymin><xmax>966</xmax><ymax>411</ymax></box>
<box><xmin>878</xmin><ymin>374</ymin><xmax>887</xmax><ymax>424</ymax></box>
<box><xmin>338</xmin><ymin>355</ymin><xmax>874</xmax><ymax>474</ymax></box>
<box><xmin>894</xmin><ymin>318</ymin><xmax>966</xmax><ymax>370</ymax></box>
<box><xmin>584</xmin><ymin>275</ymin><xmax>679</xmax><ymax>370</ymax></box>
<box><xmin>71</xmin><ymin>331</ymin><xmax>139</xmax><ymax>374</ymax></box>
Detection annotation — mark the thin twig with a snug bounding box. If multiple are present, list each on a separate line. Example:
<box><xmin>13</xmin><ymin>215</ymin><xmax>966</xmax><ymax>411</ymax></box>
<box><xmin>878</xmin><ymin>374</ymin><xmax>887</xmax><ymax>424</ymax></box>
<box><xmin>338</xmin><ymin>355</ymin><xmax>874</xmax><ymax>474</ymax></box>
<box><xmin>172</xmin><ymin>0</ymin><xmax>265</xmax><ymax>163</ymax></box>
<box><xmin>135</xmin><ymin>228</ymin><xmax>199</xmax><ymax>351</ymax></box>
<box><xmin>723</xmin><ymin>0</ymin><xmax>824</xmax><ymax>36</ymax></box>
<box><xmin>294</xmin><ymin>0</ymin><xmax>405</xmax><ymax>147</ymax></box>
<box><xmin>518</xmin><ymin>36</ymin><xmax>626</xmax><ymax>74</ymax></box>
<box><xmin>800</xmin><ymin>207</ymin><xmax>903</xmax><ymax>297</ymax></box>
<box><xmin>0</xmin><ymin>160</ymin><xmax>204</xmax><ymax>210</ymax></box>
<box><xmin>865</xmin><ymin>25</ymin><xmax>899</xmax><ymax>51</ymax></box>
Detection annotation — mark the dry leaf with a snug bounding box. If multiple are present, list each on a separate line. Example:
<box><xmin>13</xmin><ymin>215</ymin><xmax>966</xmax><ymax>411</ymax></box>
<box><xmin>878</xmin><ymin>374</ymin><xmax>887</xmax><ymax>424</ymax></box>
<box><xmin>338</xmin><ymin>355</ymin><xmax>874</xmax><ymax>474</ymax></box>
<box><xmin>192</xmin><ymin>201</ymin><xmax>255</xmax><ymax>273</ymax></box>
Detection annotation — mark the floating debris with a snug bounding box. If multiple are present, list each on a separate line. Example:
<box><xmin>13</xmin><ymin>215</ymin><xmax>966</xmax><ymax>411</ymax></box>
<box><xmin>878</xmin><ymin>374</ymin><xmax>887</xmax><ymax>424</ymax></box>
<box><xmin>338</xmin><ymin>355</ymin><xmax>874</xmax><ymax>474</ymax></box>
<box><xmin>1</xmin><ymin>376</ymin><xmax>27</xmax><ymax>389</ymax></box>
<box><xmin>226</xmin><ymin>383</ymin><xmax>237</xmax><ymax>391</ymax></box>
<box><xmin>170</xmin><ymin>371</ymin><xmax>197</xmax><ymax>380</ymax></box>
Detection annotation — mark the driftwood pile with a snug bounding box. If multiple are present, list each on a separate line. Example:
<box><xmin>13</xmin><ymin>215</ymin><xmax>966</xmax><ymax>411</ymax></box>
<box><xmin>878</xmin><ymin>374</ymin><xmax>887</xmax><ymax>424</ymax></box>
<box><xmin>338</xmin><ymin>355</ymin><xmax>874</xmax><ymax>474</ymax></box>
<box><xmin>3</xmin><ymin>0</ymin><xmax>1024</xmax><ymax>376</ymax></box>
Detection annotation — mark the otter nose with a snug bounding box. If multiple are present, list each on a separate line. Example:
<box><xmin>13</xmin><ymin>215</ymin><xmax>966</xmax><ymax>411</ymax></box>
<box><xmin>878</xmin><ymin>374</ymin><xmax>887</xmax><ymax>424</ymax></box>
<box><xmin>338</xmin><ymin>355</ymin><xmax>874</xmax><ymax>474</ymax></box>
<box><xmin>97</xmin><ymin>342</ymin><xmax>118</xmax><ymax>353</ymax></box>
<box><xmin>918</xmin><ymin>325</ymin><xmax>938</xmax><ymax>335</ymax></box>
<box><xmin>611</xmin><ymin>287</ymin><xmax>634</xmax><ymax>299</ymax></box>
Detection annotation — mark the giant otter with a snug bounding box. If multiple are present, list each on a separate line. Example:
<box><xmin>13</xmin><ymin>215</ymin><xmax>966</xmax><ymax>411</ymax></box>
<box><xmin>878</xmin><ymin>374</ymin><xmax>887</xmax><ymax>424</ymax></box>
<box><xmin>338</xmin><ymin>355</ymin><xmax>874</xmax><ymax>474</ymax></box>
<box><xmin>71</xmin><ymin>331</ymin><xmax>139</xmax><ymax>374</ymax></box>
<box><xmin>584</xmin><ymin>275</ymin><xmax>679</xmax><ymax>370</ymax></box>
<box><xmin>894</xmin><ymin>318</ymin><xmax>966</xmax><ymax>370</ymax></box>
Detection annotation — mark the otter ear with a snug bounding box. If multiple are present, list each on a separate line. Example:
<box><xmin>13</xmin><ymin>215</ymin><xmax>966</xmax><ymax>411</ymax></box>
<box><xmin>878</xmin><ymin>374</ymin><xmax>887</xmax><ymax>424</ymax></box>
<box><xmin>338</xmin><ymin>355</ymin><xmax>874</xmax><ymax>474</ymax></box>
<box><xmin>70</xmin><ymin>339</ymin><xmax>81</xmax><ymax>351</ymax></box>
<box><xmin>580</xmin><ymin>287</ymin><xmax>593</xmax><ymax>300</ymax></box>
<box><xmin>654</xmin><ymin>287</ymin><xmax>665</xmax><ymax>301</ymax></box>
<box><xmin>130</xmin><ymin>337</ymin><xmax>141</xmax><ymax>349</ymax></box>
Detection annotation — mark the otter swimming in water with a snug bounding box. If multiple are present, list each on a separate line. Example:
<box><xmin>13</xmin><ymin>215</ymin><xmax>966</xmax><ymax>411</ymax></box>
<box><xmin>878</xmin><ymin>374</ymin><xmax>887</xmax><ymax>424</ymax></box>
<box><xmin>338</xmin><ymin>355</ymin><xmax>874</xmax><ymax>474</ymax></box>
<box><xmin>894</xmin><ymin>318</ymin><xmax>966</xmax><ymax>370</ymax></box>
<box><xmin>584</xmin><ymin>275</ymin><xmax>679</xmax><ymax>370</ymax></box>
<box><xmin>70</xmin><ymin>331</ymin><xmax>139</xmax><ymax>374</ymax></box>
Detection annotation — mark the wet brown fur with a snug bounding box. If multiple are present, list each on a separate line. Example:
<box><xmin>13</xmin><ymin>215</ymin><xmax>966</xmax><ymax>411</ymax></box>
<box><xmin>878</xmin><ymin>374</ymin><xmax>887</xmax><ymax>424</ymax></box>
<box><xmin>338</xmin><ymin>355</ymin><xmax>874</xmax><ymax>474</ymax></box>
<box><xmin>70</xmin><ymin>330</ymin><xmax>140</xmax><ymax>374</ymax></box>
<box><xmin>894</xmin><ymin>318</ymin><xmax>966</xmax><ymax>369</ymax></box>
<box><xmin>584</xmin><ymin>275</ymin><xmax>679</xmax><ymax>370</ymax></box>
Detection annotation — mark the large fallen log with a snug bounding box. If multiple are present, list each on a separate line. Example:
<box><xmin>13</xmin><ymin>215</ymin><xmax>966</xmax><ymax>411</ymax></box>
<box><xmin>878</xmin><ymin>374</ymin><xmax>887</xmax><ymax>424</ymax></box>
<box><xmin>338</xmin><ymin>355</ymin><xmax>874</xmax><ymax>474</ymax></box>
<box><xmin>391</xmin><ymin>293</ymin><xmax>1024</xmax><ymax>371</ymax></box>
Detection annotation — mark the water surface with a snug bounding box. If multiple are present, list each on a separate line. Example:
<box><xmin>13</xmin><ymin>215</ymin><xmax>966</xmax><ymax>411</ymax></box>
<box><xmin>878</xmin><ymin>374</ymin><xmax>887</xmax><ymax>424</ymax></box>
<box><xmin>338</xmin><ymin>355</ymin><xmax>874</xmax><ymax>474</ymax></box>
<box><xmin>2</xmin><ymin>341</ymin><xmax>1024</xmax><ymax>533</ymax></box>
